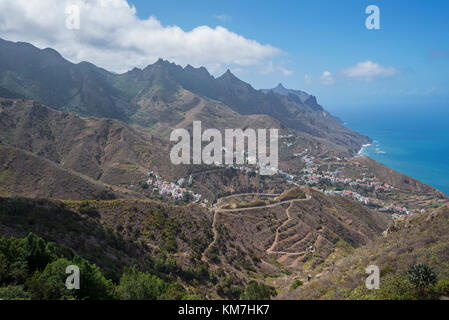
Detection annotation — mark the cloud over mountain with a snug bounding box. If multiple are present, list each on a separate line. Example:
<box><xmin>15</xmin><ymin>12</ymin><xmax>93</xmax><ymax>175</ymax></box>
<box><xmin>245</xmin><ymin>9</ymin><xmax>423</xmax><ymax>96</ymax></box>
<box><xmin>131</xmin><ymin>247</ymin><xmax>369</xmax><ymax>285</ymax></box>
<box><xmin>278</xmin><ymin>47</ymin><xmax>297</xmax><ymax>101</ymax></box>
<box><xmin>0</xmin><ymin>0</ymin><xmax>282</xmax><ymax>74</ymax></box>
<box><xmin>320</xmin><ymin>71</ymin><xmax>334</xmax><ymax>86</ymax></box>
<box><xmin>342</xmin><ymin>60</ymin><xmax>398</xmax><ymax>82</ymax></box>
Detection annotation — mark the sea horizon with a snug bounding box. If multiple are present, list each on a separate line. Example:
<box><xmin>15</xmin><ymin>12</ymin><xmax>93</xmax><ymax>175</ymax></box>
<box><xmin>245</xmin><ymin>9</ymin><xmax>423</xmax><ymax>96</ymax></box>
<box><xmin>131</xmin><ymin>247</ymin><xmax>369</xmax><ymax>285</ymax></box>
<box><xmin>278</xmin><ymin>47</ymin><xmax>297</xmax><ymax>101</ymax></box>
<box><xmin>330</xmin><ymin>103</ymin><xmax>449</xmax><ymax>196</ymax></box>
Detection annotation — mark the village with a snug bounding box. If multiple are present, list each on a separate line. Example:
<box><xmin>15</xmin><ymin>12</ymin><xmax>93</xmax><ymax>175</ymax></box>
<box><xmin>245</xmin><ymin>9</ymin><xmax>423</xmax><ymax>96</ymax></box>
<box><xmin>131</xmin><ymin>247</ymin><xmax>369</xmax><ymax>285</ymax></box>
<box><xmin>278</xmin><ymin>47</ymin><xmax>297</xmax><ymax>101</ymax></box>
<box><xmin>136</xmin><ymin>133</ymin><xmax>423</xmax><ymax>218</ymax></box>
<box><xmin>145</xmin><ymin>172</ymin><xmax>208</xmax><ymax>208</ymax></box>
<box><xmin>291</xmin><ymin>149</ymin><xmax>419</xmax><ymax>216</ymax></box>
<box><xmin>215</xmin><ymin>143</ymin><xmax>420</xmax><ymax>216</ymax></box>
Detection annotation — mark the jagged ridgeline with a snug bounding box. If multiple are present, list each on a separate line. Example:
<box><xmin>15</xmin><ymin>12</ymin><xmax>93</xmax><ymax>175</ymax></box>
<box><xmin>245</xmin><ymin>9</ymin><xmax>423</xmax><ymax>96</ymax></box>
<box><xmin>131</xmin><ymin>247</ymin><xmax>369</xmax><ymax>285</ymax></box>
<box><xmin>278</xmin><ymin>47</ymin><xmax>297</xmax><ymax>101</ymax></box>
<box><xmin>0</xmin><ymin>37</ymin><xmax>448</xmax><ymax>301</ymax></box>
<box><xmin>0</xmin><ymin>37</ymin><xmax>369</xmax><ymax>156</ymax></box>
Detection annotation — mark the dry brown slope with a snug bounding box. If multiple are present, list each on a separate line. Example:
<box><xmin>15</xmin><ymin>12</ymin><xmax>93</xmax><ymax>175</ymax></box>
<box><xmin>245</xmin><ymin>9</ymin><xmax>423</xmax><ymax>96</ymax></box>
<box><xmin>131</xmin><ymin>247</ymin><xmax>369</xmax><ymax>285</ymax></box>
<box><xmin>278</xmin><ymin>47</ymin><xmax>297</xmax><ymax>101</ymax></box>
<box><xmin>0</xmin><ymin>144</ymin><xmax>133</xmax><ymax>200</ymax></box>
<box><xmin>0</xmin><ymin>98</ymin><xmax>160</xmax><ymax>187</ymax></box>
<box><xmin>208</xmin><ymin>189</ymin><xmax>389</xmax><ymax>274</ymax></box>
<box><xmin>284</xmin><ymin>204</ymin><xmax>449</xmax><ymax>300</ymax></box>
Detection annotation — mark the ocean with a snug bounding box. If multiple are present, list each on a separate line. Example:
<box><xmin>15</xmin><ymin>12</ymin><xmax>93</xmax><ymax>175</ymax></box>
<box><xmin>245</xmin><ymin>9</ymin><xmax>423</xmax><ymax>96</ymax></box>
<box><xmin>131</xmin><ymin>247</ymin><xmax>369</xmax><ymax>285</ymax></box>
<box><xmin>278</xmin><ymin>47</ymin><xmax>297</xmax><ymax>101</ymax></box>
<box><xmin>328</xmin><ymin>104</ymin><xmax>449</xmax><ymax>196</ymax></box>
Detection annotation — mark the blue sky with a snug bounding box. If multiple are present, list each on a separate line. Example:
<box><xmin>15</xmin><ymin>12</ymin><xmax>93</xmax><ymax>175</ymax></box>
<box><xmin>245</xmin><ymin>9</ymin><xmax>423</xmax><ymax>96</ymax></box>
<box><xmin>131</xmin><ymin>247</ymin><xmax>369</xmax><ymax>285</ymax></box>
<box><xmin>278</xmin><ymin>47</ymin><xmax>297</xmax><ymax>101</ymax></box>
<box><xmin>128</xmin><ymin>0</ymin><xmax>449</xmax><ymax>107</ymax></box>
<box><xmin>0</xmin><ymin>0</ymin><xmax>448</xmax><ymax>109</ymax></box>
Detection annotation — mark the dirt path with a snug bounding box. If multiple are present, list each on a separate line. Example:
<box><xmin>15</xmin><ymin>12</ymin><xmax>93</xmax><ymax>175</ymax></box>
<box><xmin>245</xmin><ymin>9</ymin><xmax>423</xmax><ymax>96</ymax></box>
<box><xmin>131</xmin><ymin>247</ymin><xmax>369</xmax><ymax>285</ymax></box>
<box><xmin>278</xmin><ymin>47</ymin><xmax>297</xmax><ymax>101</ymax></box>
<box><xmin>201</xmin><ymin>210</ymin><xmax>218</xmax><ymax>261</ymax></box>
<box><xmin>214</xmin><ymin>193</ymin><xmax>280</xmax><ymax>209</ymax></box>
<box><xmin>266</xmin><ymin>198</ymin><xmax>311</xmax><ymax>256</ymax></box>
<box><xmin>267</xmin><ymin>201</ymin><xmax>294</xmax><ymax>254</ymax></box>
<box><xmin>201</xmin><ymin>192</ymin><xmax>312</xmax><ymax>262</ymax></box>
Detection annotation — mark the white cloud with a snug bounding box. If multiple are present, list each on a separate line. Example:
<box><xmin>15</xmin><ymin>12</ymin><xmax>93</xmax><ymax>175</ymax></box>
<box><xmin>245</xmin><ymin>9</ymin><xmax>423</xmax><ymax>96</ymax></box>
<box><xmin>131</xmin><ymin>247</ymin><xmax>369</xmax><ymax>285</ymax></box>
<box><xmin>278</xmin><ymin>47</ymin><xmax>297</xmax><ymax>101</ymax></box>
<box><xmin>278</xmin><ymin>66</ymin><xmax>293</xmax><ymax>76</ymax></box>
<box><xmin>341</xmin><ymin>60</ymin><xmax>398</xmax><ymax>82</ymax></box>
<box><xmin>320</xmin><ymin>71</ymin><xmax>334</xmax><ymax>86</ymax></box>
<box><xmin>0</xmin><ymin>0</ymin><xmax>283</xmax><ymax>74</ymax></box>
<box><xmin>304</xmin><ymin>74</ymin><xmax>312</xmax><ymax>84</ymax></box>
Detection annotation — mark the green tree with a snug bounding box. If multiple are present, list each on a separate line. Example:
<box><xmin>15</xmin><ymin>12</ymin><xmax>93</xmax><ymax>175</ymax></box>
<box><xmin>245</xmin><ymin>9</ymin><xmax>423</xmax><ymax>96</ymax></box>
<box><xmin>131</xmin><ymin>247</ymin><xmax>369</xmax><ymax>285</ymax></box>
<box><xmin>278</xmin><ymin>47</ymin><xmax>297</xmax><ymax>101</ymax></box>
<box><xmin>140</xmin><ymin>182</ymin><xmax>149</xmax><ymax>190</ymax></box>
<box><xmin>182</xmin><ymin>191</ymin><xmax>193</xmax><ymax>203</ymax></box>
<box><xmin>407</xmin><ymin>264</ymin><xmax>438</xmax><ymax>297</ymax></box>
<box><xmin>240</xmin><ymin>281</ymin><xmax>275</xmax><ymax>300</ymax></box>
<box><xmin>159</xmin><ymin>282</ymin><xmax>187</xmax><ymax>300</ymax></box>
<box><xmin>0</xmin><ymin>253</ymin><xmax>8</xmax><ymax>283</ymax></box>
<box><xmin>0</xmin><ymin>285</ymin><xmax>31</xmax><ymax>300</ymax></box>
<box><xmin>8</xmin><ymin>260</ymin><xmax>29</xmax><ymax>284</ymax></box>
<box><xmin>117</xmin><ymin>266</ymin><xmax>167</xmax><ymax>300</ymax></box>
<box><xmin>21</xmin><ymin>233</ymin><xmax>51</xmax><ymax>272</ymax></box>
<box><xmin>28</xmin><ymin>257</ymin><xmax>113</xmax><ymax>300</ymax></box>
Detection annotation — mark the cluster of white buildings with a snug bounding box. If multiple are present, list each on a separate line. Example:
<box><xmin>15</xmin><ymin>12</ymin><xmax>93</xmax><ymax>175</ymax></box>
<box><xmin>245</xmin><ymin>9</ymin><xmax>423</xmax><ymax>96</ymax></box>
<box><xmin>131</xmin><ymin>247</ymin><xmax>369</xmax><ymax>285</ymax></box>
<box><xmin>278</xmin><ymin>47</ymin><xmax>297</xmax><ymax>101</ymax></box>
<box><xmin>294</xmin><ymin>152</ymin><xmax>394</xmax><ymax>193</ymax></box>
<box><xmin>322</xmin><ymin>189</ymin><xmax>374</xmax><ymax>206</ymax></box>
<box><xmin>274</xmin><ymin>149</ymin><xmax>416</xmax><ymax>216</ymax></box>
<box><xmin>143</xmin><ymin>140</ymin><xmax>422</xmax><ymax>216</ymax></box>
<box><xmin>381</xmin><ymin>204</ymin><xmax>413</xmax><ymax>215</ymax></box>
<box><xmin>313</xmin><ymin>188</ymin><xmax>416</xmax><ymax>215</ymax></box>
<box><xmin>146</xmin><ymin>172</ymin><xmax>204</xmax><ymax>205</ymax></box>
<box><xmin>214</xmin><ymin>160</ymin><xmax>279</xmax><ymax>176</ymax></box>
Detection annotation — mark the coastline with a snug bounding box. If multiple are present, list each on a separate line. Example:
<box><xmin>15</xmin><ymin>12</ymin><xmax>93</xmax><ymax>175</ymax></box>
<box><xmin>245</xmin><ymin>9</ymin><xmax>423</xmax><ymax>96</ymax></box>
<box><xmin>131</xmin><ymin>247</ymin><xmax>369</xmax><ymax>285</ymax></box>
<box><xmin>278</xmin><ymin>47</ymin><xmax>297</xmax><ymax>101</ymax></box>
<box><xmin>332</xmin><ymin>104</ymin><xmax>449</xmax><ymax>196</ymax></box>
<box><xmin>356</xmin><ymin>143</ymin><xmax>372</xmax><ymax>157</ymax></box>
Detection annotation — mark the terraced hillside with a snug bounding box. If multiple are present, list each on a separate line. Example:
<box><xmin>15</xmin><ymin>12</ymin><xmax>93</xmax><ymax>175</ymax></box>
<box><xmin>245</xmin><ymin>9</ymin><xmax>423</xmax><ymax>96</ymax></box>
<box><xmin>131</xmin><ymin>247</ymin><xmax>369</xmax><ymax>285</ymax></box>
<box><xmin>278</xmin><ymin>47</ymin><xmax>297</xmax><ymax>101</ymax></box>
<box><xmin>277</xmin><ymin>204</ymin><xmax>449</xmax><ymax>300</ymax></box>
<box><xmin>204</xmin><ymin>188</ymin><xmax>389</xmax><ymax>277</ymax></box>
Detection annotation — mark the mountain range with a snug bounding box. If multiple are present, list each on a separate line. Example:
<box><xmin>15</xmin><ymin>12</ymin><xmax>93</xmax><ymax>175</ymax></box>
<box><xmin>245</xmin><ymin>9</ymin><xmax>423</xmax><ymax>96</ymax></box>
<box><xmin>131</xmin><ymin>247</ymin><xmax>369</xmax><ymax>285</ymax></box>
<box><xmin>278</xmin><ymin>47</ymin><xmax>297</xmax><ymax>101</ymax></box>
<box><xmin>0</xmin><ymin>37</ymin><xmax>369</xmax><ymax>156</ymax></box>
<box><xmin>0</xmin><ymin>37</ymin><xmax>448</xmax><ymax>300</ymax></box>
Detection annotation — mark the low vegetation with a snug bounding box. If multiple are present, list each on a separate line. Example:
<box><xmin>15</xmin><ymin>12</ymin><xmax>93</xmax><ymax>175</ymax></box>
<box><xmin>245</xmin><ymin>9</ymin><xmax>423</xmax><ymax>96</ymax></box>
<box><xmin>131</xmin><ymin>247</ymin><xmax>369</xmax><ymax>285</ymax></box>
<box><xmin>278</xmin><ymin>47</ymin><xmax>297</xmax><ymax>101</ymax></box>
<box><xmin>288</xmin><ymin>204</ymin><xmax>449</xmax><ymax>300</ymax></box>
<box><xmin>0</xmin><ymin>233</ymin><xmax>202</xmax><ymax>300</ymax></box>
<box><xmin>278</xmin><ymin>187</ymin><xmax>306</xmax><ymax>201</ymax></box>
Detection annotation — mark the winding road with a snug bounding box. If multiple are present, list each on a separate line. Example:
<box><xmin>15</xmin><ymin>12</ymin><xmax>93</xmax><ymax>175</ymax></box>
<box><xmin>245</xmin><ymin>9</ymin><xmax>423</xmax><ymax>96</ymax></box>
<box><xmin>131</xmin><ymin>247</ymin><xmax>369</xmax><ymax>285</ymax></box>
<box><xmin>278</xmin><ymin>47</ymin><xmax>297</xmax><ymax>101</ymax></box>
<box><xmin>201</xmin><ymin>192</ymin><xmax>312</xmax><ymax>262</ymax></box>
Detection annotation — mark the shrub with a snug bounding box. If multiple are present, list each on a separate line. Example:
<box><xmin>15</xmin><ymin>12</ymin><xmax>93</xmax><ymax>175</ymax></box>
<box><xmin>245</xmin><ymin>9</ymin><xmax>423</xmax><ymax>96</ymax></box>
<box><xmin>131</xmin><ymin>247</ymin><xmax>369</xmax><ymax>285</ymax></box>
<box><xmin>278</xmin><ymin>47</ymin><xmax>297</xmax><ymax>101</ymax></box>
<box><xmin>140</xmin><ymin>182</ymin><xmax>149</xmax><ymax>190</ymax></box>
<box><xmin>290</xmin><ymin>279</ymin><xmax>303</xmax><ymax>291</ymax></box>
<box><xmin>117</xmin><ymin>266</ymin><xmax>163</xmax><ymax>299</ymax></box>
<box><xmin>240</xmin><ymin>281</ymin><xmax>275</xmax><ymax>300</ymax></box>
<box><xmin>159</xmin><ymin>282</ymin><xmax>186</xmax><ymax>300</ymax></box>
<box><xmin>22</xmin><ymin>233</ymin><xmax>52</xmax><ymax>272</ymax></box>
<box><xmin>278</xmin><ymin>187</ymin><xmax>306</xmax><ymax>201</ymax></box>
<box><xmin>0</xmin><ymin>285</ymin><xmax>31</xmax><ymax>300</ymax></box>
<box><xmin>370</xmin><ymin>275</ymin><xmax>417</xmax><ymax>300</ymax></box>
<box><xmin>28</xmin><ymin>257</ymin><xmax>114</xmax><ymax>300</ymax></box>
<box><xmin>406</xmin><ymin>264</ymin><xmax>438</xmax><ymax>296</ymax></box>
<box><xmin>435</xmin><ymin>278</ymin><xmax>449</xmax><ymax>296</ymax></box>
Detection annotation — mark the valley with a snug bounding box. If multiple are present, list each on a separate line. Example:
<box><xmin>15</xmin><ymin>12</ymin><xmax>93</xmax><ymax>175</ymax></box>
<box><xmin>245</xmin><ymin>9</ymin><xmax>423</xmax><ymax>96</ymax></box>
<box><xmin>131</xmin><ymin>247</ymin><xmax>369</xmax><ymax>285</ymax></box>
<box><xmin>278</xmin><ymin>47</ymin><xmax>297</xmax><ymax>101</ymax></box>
<box><xmin>0</xmin><ymin>37</ymin><xmax>448</xmax><ymax>300</ymax></box>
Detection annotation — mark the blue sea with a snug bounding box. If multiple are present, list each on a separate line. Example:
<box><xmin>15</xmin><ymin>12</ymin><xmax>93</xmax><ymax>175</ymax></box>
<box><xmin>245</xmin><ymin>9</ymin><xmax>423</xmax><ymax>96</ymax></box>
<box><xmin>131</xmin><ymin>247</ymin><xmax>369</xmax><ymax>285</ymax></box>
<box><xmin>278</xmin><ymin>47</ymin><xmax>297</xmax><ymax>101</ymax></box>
<box><xmin>328</xmin><ymin>104</ymin><xmax>449</xmax><ymax>196</ymax></box>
